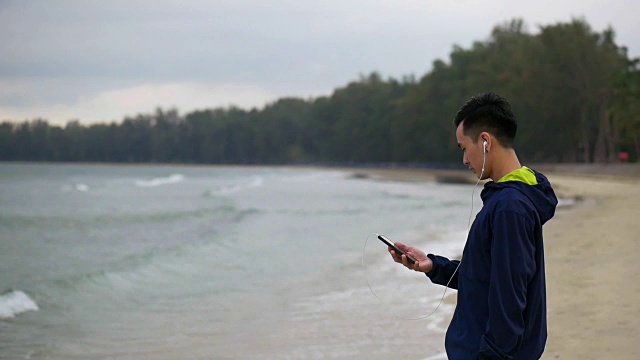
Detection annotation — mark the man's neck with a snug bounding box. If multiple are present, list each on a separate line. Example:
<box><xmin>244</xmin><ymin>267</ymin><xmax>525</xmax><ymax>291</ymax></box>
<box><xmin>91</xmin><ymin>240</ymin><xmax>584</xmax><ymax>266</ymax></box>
<box><xmin>489</xmin><ymin>148</ymin><xmax>521</xmax><ymax>181</ymax></box>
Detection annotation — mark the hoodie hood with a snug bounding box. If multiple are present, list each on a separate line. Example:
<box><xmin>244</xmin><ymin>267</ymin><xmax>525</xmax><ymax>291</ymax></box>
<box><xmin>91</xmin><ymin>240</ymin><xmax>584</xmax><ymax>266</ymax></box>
<box><xmin>480</xmin><ymin>170</ymin><xmax>558</xmax><ymax>224</ymax></box>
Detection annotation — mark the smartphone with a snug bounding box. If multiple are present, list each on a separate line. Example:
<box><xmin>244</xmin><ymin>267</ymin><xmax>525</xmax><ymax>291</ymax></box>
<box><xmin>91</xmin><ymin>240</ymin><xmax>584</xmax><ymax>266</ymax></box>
<box><xmin>377</xmin><ymin>234</ymin><xmax>416</xmax><ymax>264</ymax></box>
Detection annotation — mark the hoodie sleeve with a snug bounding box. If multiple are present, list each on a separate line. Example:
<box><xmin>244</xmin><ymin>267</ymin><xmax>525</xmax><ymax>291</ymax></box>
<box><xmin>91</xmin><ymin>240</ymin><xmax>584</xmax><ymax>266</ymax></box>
<box><xmin>425</xmin><ymin>254</ymin><xmax>460</xmax><ymax>289</ymax></box>
<box><xmin>479</xmin><ymin>210</ymin><xmax>536</xmax><ymax>359</ymax></box>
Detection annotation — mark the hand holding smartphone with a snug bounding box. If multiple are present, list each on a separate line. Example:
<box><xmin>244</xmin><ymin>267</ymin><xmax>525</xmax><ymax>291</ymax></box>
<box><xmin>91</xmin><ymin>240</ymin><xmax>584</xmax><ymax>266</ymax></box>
<box><xmin>377</xmin><ymin>234</ymin><xmax>416</xmax><ymax>265</ymax></box>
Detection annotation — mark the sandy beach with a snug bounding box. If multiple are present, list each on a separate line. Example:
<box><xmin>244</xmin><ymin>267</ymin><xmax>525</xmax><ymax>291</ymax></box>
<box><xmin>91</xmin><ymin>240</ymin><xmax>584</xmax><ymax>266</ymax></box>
<box><xmin>540</xmin><ymin>171</ymin><xmax>640</xmax><ymax>359</ymax></box>
<box><xmin>356</xmin><ymin>165</ymin><xmax>640</xmax><ymax>359</ymax></box>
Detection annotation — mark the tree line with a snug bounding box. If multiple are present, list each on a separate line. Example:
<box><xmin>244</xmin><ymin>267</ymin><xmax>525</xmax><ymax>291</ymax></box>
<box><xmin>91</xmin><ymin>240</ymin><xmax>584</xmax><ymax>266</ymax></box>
<box><xmin>1</xmin><ymin>18</ymin><xmax>639</xmax><ymax>165</ymax></box>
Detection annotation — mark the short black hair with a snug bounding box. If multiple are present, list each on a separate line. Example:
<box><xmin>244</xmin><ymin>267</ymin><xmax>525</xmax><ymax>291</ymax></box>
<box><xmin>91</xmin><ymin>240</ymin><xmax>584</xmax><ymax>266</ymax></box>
<box><xmin>453</xmin><ymin>92</ymin><xmax>517</xmax><ymax>148</ymax></box>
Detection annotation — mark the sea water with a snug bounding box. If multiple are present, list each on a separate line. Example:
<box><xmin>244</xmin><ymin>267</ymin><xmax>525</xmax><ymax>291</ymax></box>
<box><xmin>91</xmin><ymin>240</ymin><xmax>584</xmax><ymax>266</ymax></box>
<box><xmin>0</xmin><ymin>164</ymin><xmax>479</xmax><ymax>359</ymax></box>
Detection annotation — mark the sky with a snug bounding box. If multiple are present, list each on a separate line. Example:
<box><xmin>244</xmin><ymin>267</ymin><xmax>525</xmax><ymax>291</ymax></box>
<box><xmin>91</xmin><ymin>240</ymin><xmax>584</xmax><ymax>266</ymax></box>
<box><xmin>1</xmin><ymin>0</ymin><xmax>638</xmax><ymax>125</ymax></box>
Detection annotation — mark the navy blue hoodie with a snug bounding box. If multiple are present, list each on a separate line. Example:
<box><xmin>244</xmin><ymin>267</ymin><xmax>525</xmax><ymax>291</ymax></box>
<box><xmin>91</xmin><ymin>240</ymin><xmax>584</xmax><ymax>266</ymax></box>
<box><xmin>427</xmin><ymin>169</ymin><xmax>558</xmax><ymax>360</ymax></box>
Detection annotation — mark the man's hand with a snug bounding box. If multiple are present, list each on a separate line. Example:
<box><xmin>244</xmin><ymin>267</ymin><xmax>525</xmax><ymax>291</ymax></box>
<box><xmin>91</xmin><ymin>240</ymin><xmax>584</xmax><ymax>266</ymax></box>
<box><xmin>389</xmin><ymin>242</ymin><xmax>433</xmax><ymax>273</ymax></box>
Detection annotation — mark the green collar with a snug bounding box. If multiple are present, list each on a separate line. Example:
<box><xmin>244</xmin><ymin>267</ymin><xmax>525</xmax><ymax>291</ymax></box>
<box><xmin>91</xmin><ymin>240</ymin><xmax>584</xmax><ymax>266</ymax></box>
<box><xmin>497</xmin><ymin>166</ymin><xmax>538</xmax><ymax>185</ymax></box>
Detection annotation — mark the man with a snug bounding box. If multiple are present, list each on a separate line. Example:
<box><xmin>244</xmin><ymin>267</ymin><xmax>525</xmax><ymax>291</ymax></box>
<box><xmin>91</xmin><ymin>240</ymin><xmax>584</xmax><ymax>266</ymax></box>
<box><xmin>390</xmin><ymin>92</ymin><xmax>558</xmax><ymax>359</ymax></box>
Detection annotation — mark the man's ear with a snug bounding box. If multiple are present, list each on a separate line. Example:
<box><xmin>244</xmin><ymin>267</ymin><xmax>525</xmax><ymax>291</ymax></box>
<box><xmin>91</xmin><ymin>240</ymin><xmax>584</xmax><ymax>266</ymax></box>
<box><xmin>479</xmin><ymin>132</ymin><xmax>491</xmax><ymax>153</ymax></box>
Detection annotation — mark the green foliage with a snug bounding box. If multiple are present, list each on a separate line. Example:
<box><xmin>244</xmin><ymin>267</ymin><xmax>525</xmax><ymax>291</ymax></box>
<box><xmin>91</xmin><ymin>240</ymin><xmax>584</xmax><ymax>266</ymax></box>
<box><xmin>1</xmin><ymin>18</ymin><xmax>638</xmax><ymax>164</ymax></box>
<box><xmin>610</xmin><ymin>59</ymin><xmax>640</xmax><ymax>161</ymax></box>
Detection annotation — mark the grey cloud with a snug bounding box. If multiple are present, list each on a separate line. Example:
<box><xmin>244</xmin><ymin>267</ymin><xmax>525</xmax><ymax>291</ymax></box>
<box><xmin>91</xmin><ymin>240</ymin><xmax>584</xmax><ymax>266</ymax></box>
<box><xmin>1</xmin><ymin>0</ymin><xmax>638</xmax><ymax>122</ymax></box>
<box><xmin>0</xmin><ymin>0</ymin><xmax>455</xmax><ymax>87</ymax></box>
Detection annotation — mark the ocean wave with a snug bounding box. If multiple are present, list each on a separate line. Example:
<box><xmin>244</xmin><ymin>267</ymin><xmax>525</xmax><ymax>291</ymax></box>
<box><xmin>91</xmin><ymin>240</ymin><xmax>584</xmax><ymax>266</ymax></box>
<box><xmin>0</xmin><ymin>290</ymin><xmax>39</xmax><ymax>319</ymax></box>
<box><xmin>0</xmin><ymin>203</ymin><xmax>258</xmax><ymax>229</ymax></box>
<box><xmin>135</xmin><ymin>174</ymin><xmax>185</xmax><ymax>187</ymax></box>
<box><xmin>75</xmin><ymin>183</ymin><xmax>89</xmax><ymax>192</ymax></box>
<box><xmin>557</xmin><ymin>197</ymin><xmax>579</xmax><ymax>208</ymax></box>
<box><xmin>208</xmin><ymin>175</ymin><xmax>263</xmax><ymax>196</ymax></box>
<box><xmin>61</xmin><ymin>183</ymin><xmax>90</xmax><ymax>192</ymax></box>
<box><xmin>48</xmin><ymin>234</ymin><xmax>242</xmax><ymax>300</ymax></box>
<box><xmin>280</xmin><ymin>170</ymin><xmax>343</xmax><ymax>183</ymax></box>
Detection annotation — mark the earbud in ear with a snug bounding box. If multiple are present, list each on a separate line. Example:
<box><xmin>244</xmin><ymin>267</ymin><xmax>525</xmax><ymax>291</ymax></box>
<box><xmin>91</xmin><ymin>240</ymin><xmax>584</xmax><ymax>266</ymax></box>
<box><xmin>483</xmin><ymin>140</ymin><xmax>487</xmax><ymax>153</ymax></box>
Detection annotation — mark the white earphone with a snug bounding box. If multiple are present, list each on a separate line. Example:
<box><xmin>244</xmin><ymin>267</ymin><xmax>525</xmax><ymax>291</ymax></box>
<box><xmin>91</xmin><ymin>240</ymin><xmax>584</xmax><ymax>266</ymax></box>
<box><xmin>481</xmin><ymin>140</ymin><xmax>487</xmax><ymax>176</ymax></box>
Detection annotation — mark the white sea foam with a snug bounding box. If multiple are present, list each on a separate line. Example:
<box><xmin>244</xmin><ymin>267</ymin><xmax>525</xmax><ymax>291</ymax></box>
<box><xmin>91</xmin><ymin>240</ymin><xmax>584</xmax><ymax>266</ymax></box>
<box><xmin>61</xmin><ymin>183</ymin><xmax>89</xmax><ymax>192</ymax></box>
<box><xmin>246</xmin><ymin>175</ymin><xmax>263</xmax><ymax>188</ymax></box>
<box><xmin>213</xmin><ymin>175</ymin><xmax>263</xmax><ymax>195</ymax></box>
<box><xmin>557</xmin><ymin>197</ymin><xmax>577</xmax><ymax>208</ymax></box>
<box><xmin>135</xmin><ymin>174</ymin><xmax>185</xmax><ymax>187</ymax></box>
<box><xmin>0</xmin><ymin>290</ymin><xmax>39</xmax><ymax>319</ymax></box>
<box><xmin>422</xmin><ymin>352</ymin><xmax>448</xmax><ymax>360</ymax></box>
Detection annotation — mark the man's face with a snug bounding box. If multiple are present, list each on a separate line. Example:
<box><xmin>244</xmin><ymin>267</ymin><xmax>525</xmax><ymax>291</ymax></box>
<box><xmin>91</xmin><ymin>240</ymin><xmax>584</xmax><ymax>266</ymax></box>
<box><xmin>456</xmin><ymin>122</ymin><xmax>484</xmax><ymax>178</ymax></box>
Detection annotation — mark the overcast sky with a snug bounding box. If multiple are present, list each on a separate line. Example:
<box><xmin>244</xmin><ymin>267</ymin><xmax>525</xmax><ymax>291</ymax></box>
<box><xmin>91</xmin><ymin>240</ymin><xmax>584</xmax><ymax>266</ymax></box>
<box><xmin>1</xmin><ymin>0</ymin><xmax>638</xmax><ymax>125</ymax></box>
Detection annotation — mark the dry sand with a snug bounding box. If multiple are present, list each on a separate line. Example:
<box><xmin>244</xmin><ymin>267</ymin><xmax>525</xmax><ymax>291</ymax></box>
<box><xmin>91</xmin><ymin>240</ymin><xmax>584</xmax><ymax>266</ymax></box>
<box><xmin>541</xmin><ymin>172</ymin><xmax>640</xmax><ymax>359</ymax></box>
<box><xmin>354</xmin><ymin>165</ymin><xmax>640</xmax><ymax>359</ymax></box>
